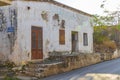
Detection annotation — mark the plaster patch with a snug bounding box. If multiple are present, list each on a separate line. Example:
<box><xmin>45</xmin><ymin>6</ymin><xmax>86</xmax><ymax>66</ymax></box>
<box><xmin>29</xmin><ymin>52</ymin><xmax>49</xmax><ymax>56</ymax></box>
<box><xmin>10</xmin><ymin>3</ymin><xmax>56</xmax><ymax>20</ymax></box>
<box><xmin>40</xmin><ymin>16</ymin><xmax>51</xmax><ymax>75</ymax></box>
<box><xmin>41</xmin><ymin>11</ymin><xmax>48</xmax><ymax>22</ymax></box>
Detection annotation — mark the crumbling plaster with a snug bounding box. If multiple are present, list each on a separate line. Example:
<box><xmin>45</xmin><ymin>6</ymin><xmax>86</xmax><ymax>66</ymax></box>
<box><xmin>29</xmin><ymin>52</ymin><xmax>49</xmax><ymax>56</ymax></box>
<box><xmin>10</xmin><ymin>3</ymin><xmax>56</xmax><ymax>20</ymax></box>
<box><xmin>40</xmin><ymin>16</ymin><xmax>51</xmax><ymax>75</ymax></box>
<box><xmin>13</xmin><ymin>1</ymin><xmax>93</xmax><ymax>64</ymax></box>
<box><xmin>0</xmin><ymin>4</ymin><xmax>17</xmax><ymax>61</ymax></box>
<box><xmin>0</xmin><ymin>1</ymin><xmax>93</xmax><ymax>64</ymax></box>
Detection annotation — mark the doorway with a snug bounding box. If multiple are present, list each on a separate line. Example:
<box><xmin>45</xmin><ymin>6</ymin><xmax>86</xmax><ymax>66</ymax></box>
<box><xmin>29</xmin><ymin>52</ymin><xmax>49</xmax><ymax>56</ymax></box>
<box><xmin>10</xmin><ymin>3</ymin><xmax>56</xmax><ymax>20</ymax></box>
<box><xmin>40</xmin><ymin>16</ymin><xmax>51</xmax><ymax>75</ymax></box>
<box><xmin>71</xmin><ymin>31</ymin><xmax>78</xmax><ymax>52</ymax></box>
<box><xmin>31</xmin><ymin>26</ymin><xmax>43</xmax><ymax>59</ymax></box>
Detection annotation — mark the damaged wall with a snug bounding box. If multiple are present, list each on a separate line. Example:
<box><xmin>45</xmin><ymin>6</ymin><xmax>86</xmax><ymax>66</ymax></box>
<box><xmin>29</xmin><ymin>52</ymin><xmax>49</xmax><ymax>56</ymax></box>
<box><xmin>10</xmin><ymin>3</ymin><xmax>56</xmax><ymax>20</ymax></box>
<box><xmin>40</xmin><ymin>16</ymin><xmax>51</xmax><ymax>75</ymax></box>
<box><xmin>9</xmin><ymin>1</ymin><xmax>93</xmax><ymax>64</ymax></box>
<box><xmin>38</xmin><ymin>52</ymin><xmax>120</xmax><ymax>78</ymax></box>
<box><xmin>41</xmin><ymin>53</ymin><xmax>101</xmax><ymax>78</ymax></box>
<box><xmin>0</xmin><ymin>5</ymin><xmax>17</xmax><ymax>61</ymax></box>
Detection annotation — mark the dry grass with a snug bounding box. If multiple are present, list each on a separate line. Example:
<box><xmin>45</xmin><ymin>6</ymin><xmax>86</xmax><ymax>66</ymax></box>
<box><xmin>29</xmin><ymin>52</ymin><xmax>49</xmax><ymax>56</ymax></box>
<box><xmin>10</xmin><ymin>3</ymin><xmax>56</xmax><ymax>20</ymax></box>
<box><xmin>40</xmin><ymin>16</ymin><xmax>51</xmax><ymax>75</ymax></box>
<box><xmin>103</xmin><ymin>41</ymin><xmax>117</xmax><ymax>49</ymax></box>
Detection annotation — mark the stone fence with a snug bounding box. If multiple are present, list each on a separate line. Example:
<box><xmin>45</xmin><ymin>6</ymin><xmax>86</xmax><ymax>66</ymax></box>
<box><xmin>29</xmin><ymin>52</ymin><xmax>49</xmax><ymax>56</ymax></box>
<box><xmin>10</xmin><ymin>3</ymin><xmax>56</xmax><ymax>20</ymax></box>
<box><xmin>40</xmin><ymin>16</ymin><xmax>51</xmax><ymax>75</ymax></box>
<box><xmin>40</xmin><ymin>51</ymin><xmax>120</xmax><ymax>78</ymax></box>
<box><xmin>41</xmin><ymin>53</ymin><xmax>100</xmax><ymax>77</ymax></box>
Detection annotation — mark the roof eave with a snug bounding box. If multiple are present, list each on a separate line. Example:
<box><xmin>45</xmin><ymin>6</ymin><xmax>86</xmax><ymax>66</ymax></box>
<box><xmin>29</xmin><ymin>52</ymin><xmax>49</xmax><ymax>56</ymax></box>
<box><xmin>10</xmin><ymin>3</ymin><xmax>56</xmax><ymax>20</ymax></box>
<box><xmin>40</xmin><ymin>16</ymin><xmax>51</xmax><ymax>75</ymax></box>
<box><xmin>16</xmin><ymin>0</ymin><xmax>92</xmax><ymax>17</ymax></box>
<box><xmin>0</xmin><ymin>0</ymin><xmax>11</xmax><ymax>6</ymax></box>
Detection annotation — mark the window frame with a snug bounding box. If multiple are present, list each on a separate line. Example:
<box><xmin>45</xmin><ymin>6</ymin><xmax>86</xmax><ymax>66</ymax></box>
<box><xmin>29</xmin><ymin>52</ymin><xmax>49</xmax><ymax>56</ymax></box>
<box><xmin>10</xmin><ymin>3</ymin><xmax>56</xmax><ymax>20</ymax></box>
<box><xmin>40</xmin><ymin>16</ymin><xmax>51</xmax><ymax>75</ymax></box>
<box><xmin>83</xmin><ymin>33</ymin><xmax>88</xmax><ymax>46</ymax></box>
<box><xmin>59</xmin><ymin>29</ymin><xmax>65</xmax><ymax>45</ymax></box>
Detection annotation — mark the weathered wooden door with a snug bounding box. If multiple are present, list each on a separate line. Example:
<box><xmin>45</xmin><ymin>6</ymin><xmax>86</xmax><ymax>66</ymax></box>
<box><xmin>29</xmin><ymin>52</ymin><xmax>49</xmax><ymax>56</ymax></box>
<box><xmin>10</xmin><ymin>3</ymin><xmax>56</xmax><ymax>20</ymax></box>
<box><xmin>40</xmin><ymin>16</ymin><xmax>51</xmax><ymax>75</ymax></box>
<box><xmin>32</xmin><ymin>26</ymin><xmax>43</xmax><ymax>59</ymax></box>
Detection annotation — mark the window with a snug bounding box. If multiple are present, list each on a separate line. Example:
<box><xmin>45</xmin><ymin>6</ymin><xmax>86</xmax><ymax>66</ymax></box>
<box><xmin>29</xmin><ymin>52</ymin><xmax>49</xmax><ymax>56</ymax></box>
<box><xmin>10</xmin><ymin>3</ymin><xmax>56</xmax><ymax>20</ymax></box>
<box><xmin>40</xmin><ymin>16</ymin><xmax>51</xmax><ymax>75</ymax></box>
<box><xmin>83</xmin><ymin>33</ymin><xmax>88</xmax><ymax>46</ymax></box>
<box><xmin>59</xmin><ymin>29</ymin><xmax>65</xmax><ymax>44</ymax></box>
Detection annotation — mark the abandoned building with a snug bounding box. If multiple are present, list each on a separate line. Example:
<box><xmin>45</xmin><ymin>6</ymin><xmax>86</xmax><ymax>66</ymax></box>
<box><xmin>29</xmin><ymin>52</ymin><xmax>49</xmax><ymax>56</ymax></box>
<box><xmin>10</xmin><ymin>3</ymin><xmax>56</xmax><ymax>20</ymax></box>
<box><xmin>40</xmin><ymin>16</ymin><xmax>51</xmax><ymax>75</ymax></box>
<box><xmin>0</xmin><ymin>0</ymin><xmax>93</xmax><ymax>64</ymax></box>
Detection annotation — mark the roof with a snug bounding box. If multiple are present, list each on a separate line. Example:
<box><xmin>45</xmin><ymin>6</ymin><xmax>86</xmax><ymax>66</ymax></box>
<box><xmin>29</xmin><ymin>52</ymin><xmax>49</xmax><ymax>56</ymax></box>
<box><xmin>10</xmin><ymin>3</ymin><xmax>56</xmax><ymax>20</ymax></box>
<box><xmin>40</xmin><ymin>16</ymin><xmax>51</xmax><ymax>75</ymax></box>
<box><xmin>12</xmin><ymin>0</ymin><xmax>92</xmax><ymax>17</ymax></box>
<box><xmin>0</xmin><ymin>0</ymin><xmax>11</xmax><ymax>6</ymax></box>
<box><xmin>50</xmin><ymin>0</ymin><xmax>92</xmax><ymax>17</ymax></box>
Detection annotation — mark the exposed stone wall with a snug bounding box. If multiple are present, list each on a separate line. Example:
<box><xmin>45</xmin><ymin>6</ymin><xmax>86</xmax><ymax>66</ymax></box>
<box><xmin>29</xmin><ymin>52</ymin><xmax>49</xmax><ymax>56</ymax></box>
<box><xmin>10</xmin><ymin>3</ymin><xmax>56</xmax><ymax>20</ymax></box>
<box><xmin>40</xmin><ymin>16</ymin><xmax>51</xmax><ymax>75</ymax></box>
<box><xmin>40</xmin><ymin>51</ymin><xmax>120</xmax><ymax>78</ymax></box>
<box><xmin>100</xmin><ymin>49</ymin><xmax>120</xmax><ymax>61</ymax></box>
<box><xmin>41</xmin><ymin>53</ymin><xmax>101</xmax><ymax>77</ymax></box>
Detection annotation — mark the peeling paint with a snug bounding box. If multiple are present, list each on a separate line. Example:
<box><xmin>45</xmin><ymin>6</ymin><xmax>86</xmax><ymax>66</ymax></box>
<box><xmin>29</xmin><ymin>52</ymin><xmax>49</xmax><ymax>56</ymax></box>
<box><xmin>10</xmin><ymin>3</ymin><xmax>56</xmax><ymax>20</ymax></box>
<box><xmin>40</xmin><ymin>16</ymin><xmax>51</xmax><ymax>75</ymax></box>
<box><xmin>0</xmin><ymin>9</ymin><xmax>7</xmax><ymax>32</ymax></box>
<box><xmin>0</xmin><ymin>6</ymin><xmax>17</xmax><ymax>61</ymax></box>
<box><xmin>53</xmin><ymin>14</ymin><xmax>59</xmax><ymax>20</ymax></box>
<box><xmin>60</xmin><ymin>20</ymin><xmax>65</xmax><ymax>28</ymax></box>
<box><xmin>41</xmin><ymin>11</ymin><xmax>48</xmax><ymax>22</ymax></box>
<box><xmin>8</xmin><ymin>8</ymin><xmax>17</xmax><ymax>54</ymax></box>
<box><xmin>45</xmin><ymin>39</ymin><xmax>50</xmax><ymax>57</ymax></box>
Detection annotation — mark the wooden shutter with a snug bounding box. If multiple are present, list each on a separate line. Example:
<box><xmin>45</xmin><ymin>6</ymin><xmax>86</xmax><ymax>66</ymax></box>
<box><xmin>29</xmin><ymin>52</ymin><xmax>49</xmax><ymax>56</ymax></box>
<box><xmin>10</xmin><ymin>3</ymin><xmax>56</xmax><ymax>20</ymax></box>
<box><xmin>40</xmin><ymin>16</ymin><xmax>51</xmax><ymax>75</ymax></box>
<box><xmin>59</xmin><ymin>29</ymin><xmax>65</xmax><ymax>44</ymax></box>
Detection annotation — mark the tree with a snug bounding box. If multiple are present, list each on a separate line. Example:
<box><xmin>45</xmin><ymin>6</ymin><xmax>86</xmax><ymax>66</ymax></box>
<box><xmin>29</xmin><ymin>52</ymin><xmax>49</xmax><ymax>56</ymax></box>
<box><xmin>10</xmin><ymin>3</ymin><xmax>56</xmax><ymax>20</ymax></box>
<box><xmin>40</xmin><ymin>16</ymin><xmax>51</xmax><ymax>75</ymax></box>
<box><xmin>92</xmin><ymin>1</ymin><xmax>120</xmax><ymax>52</ymax></box>
<box><xmin>93</xmin><ymin>15</ymin><xmax>114</xmax><ymax>26</ymax></box>
<box><xmin>100</xmin><ymin>0</ymin><xmax>120</xmax><ymax>26</ymax></box>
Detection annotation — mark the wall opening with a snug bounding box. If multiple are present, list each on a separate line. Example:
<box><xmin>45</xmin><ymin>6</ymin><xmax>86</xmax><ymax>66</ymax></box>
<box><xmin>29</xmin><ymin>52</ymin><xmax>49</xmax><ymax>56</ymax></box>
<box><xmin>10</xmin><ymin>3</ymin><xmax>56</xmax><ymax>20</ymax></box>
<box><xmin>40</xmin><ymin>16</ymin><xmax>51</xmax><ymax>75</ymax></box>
<box><xmin>71</xmin><ymin>31</ymin><xmax>78</xmax><ymax>52</ymax></box>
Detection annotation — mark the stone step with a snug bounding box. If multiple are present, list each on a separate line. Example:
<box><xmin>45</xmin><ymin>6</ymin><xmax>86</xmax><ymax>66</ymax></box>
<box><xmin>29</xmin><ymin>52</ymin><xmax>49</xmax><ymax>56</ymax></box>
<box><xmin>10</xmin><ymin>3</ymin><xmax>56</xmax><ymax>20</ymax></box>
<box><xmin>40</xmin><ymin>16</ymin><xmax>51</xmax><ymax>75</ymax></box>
<box><xmin>27</xmin><ymin>63</ymin><xmax>48</xmax><ymax>68</ymax></box>
<box><xmin>25</xmin><ymin>67</ymin><xmax>45</xmax><ymax>72</ymax></box>
<box><xmin>23</xmin><ymin>71</ymin><xmax>36</xmax><ymax>76</ymax></box>
<box><xmin>23</xmin><ymin>63</ymin><xmax>46</xmax><ymax>77</ymax></box>
<box><xmin>23</xmin><ymin>60</ymin><xmax>63</xmax><ymax>77</ymax></box>
<box><xmin>0</xmin><ymin>68</ymin><xmax>8</xmax><ymax>76</ymax></box>
<box><xmin>0</xmin><ymin>69</ymin><xmax>8</xmax><ymax>72</ymax></box>
<box><xmin>27</xmin><ymin>59</ymin><xmax>43</xmax><ymax>64</ymax></box>
<box><xmin>35</xmin><ymin>73</ymin><xmax>42</xmax><ymax>78</ymax></box>
<box><xmin>23</xmin><ymin>70</ymin><xmax>43</xmax><ymax>77</ymax></box>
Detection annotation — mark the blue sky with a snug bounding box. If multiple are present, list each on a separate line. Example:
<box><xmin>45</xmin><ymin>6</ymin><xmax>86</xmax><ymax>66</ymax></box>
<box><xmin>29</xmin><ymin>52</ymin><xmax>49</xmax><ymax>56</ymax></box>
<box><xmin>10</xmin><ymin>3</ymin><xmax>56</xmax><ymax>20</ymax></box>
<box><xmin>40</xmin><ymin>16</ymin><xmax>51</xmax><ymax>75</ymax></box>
<box><xmin>55</xmin><ymin>0</ymin><xmax>120</xmax><ymax>15</ymax></box>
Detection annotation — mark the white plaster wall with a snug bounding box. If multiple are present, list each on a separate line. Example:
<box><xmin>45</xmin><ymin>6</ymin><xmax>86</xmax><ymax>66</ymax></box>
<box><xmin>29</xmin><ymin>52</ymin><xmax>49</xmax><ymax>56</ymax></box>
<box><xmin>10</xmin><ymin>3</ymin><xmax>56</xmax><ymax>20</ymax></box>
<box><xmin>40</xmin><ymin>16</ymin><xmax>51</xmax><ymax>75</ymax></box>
<box><xmin>0</xmin><ymin>6</ymin><xmax>12</xmax><ymax>60</ymax></box>
<box><xmin>11</xmin><ymin>1</ymin><xmax>93</xmax><ymax>63</ymax></box>
<box><xmin>0</xmin><ymin>32</ymin><xmax>10</xmax><ymax>60</ymax></box>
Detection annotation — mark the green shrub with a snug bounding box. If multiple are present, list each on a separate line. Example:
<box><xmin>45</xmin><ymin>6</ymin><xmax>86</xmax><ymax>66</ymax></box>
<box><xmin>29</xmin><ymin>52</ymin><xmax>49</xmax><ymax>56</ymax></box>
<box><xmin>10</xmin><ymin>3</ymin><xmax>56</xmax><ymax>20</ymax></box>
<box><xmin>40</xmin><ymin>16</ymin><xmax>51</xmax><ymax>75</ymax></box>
<box><xmin>5</xmin><ymin>61</ymin><xmax>16</xmax><ymax>70</ymax></box>
<box><xmin>4</xmin><ymin>76</ymin><xmax>20</xmax><ymax>80</ymax></box>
